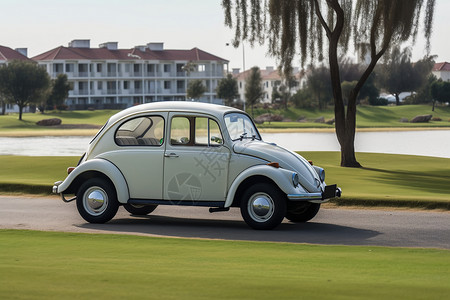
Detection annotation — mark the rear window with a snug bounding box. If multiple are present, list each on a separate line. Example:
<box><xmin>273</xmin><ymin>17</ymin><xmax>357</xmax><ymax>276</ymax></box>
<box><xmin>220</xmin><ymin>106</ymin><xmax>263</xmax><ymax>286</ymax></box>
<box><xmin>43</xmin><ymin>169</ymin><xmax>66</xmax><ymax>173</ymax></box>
<box><xmin>115</xmin><ymin>116</ymin><xmax>164</xmax><ymax>146</ymax></box>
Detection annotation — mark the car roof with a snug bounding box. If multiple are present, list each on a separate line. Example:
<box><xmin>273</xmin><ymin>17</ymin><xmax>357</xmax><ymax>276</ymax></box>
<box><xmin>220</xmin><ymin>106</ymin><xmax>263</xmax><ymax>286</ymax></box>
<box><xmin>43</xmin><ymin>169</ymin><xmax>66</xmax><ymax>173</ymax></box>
<box><xmin>107</xmin><ymin>101</ymin><xmax>243</xmax><ymax>125</ymax></box>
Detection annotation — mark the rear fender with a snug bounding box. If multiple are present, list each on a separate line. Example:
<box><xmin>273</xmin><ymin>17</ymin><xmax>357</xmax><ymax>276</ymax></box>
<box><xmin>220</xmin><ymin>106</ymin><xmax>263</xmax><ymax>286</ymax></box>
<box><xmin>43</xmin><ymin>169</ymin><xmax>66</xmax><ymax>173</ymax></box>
<box><xmin>56</xmin><ymin>158</ymin><xmax>129</xmax><ymax>204</ymax></box>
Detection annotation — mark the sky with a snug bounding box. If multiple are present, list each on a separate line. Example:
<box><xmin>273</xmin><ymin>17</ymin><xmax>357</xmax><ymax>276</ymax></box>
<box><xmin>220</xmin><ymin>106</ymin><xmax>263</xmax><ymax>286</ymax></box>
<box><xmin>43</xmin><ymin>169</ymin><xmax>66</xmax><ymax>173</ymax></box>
<box><xmin>1</xmin><ymin>0</ymin><xmax>449</xmax><ymax>70</ymax></box>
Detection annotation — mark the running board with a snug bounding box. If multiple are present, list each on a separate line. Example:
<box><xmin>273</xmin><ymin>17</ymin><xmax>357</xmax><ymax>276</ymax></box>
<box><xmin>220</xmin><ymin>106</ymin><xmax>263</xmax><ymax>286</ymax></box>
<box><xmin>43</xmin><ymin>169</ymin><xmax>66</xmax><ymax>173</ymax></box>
<box><xmin>209</xmin><ymin>207</ymin><xmax>230</xmax><ymax>213</ymax></box>
<box><xmin>128</xmin><ymin>199</ymin><xmax>226</xmax><ymax>208</ymax></box>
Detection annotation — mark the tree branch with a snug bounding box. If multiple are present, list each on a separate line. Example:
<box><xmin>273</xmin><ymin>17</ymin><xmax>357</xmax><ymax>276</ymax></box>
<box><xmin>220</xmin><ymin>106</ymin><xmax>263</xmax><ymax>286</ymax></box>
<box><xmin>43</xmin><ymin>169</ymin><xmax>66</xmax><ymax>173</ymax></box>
<box><xmin>313</xmin><ymin>0</ymin><xmax>331</xmax><ymax>37</ymax></box>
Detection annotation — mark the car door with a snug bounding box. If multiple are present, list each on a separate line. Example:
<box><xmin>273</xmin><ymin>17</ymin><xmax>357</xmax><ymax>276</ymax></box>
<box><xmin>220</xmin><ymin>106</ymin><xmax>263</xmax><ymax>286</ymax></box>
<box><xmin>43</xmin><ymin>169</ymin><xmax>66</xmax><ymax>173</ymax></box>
<box><xmin>102</xmin><ymin>113</ymin><xmax>167</xmax><ymax>200</ymax></box>
<box><xmin>163</xmin><ymin>113</ymin><xmax>230</xmax><ymax>202</ymax></box>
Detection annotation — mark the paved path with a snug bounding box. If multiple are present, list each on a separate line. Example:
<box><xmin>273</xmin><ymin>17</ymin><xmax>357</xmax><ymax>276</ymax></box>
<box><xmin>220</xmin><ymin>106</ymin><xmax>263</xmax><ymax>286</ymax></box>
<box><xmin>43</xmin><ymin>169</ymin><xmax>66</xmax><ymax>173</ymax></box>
<box><xmin>1</xmin><ymin>196</ymin><xmax>449</xmax><ymax>249</ymax></box>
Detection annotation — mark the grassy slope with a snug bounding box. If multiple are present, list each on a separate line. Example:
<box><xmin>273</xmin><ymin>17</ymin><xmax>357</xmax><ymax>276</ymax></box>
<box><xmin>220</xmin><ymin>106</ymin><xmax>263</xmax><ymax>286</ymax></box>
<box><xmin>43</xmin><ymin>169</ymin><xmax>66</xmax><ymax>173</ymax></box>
<box><xmin>0</xmin><ymin>156</ymin><xmax>79</xmax><ymax>194</ymax></box>
<box><xmin>301</xmin><ymin>152</ymin><xmax>450</xmax><ymax>208</ymax></box>
<box><xmin>0</xmin><ymin>230</ymin><xmax>448</xmax><ymax>300</ymax></box>
<box><xmin>0</xmin><ymin>110</ymin><xmax>115</xmax><ymax>134</ymax></box>
<box><xmin>1</xmin><ymin>105</ymin><xmax>449</xmax><ymax>135</ymax></box>
<box><xmin>0</xmin><ymin>153</ymin><xmax>449</xmax><ymax>209</ymax></box>
<box><xmin>255</xmin><ymin>105</ymin><xmax>450</xmax><ymax>128</ymax></box>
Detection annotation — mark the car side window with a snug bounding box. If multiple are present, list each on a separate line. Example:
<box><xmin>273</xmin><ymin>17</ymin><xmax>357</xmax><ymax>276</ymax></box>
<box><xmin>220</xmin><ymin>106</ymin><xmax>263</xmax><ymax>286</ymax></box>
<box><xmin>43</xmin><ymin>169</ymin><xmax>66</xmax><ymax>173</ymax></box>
<box><xmin>115</xmin><ymin>116</ymin><xmax>164</xmax><ymax>146</ymax></box>
<box><xmin>196</xmin><ymin>118</ymin><xmax>223</xmax><ymax>146</ymax></box>
<box><xmin>171</xmin><ymin>116</ymin><xmax>223</xmax><ymax>146</ymax></box>
<box><xmin>170</xmin><ymin>117</ymin><xmax>191</xmax><ymax>145</ymax></box>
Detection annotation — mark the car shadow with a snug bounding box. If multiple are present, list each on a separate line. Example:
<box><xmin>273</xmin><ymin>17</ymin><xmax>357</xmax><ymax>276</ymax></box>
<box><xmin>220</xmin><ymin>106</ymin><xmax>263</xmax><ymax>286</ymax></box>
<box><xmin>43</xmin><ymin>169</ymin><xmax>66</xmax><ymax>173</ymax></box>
<box><xmin>76</xmin><ymin>214</ymin><xmax>380</xmax><ymax>246</ymax></box>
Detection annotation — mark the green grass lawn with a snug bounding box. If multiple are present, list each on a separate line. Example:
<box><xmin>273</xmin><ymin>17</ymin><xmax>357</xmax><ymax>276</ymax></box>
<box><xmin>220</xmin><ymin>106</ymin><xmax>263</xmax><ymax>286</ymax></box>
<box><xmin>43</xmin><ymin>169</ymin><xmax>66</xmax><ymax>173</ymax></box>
<box><xmin>0</xmin><ymin>152</ymin><xmax>449</xmax><ymax>209</ymax></box>
<box><xmin>0</xmin><ymin>156</ymin><xmax>79</xmax><ymax>194</ymax></box>
<box><xmin>0</xmin><ymin>230</ymin><xmax>448</xmax><ymax>300</ymax></box>
<box><xmin>0</xmin><ymin>110</ymin><xmax>116</xmax><ymax>134</ymax></box>
<box><xmin>300</xmin><ymin>152</ymin><xmax>450</xmax><ymax>209</ymax></box>
<box><xmin>256</xmin><ymin>104</ymin><xmax>450</xmax><ymax>129</ymax></box>
<box><xmin>1</xmin><ymin>105</ymin><xmax>450</xmax><ymax>135</ymax></box>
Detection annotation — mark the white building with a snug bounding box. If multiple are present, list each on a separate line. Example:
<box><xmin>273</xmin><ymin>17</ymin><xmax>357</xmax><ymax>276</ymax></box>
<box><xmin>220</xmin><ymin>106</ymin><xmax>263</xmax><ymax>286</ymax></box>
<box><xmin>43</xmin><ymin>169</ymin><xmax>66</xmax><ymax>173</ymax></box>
<box><xmin>432</xmin><ymin>62</ymin><xmax>450</xmax><ymax>82</ymax></box>
<box><xmin>0</xmin><ymin>45</ymin><xmax>33</xmax><ymax>114</ymax></box>
<box><xmin>32</xmin><ymin>40</ymin><xmax>228</xmax><ymax>109</ymax></box>
<box><xmin>233</xmin><ymin>66</ymin><xmax>305</xmax><ymax>104</ymax></box>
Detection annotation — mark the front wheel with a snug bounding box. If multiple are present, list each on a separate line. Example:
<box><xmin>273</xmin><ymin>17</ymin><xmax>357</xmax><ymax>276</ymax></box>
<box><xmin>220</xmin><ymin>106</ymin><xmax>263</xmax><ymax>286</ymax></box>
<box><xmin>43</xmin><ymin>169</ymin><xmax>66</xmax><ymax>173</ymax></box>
<box><xmin>240</xmin><ymin>183</ymin><xmax>287</xmax><ymax>230</ymax></box>
<box><xmin>286</xmin><ymin>202</ymin><xmax>321</xmax><ymax>223</ymax></box>
<box><xmin>76</xmin><ymin>178</ymin><xmax>119</xmax><ymax>223</ymax></box>
<box><xmin>123</xmin><ymin>204</ymin><xmax>158</xmax><ymax>215</ymax></box>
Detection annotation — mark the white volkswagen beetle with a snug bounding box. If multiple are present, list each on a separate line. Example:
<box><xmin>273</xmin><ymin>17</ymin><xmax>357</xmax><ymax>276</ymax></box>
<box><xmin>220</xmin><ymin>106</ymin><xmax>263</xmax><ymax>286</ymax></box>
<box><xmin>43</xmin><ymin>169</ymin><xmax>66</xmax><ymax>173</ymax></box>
<box><xmin>53</xmin><ymin>102</ymin><xmax>341</xmax><ymax>230</ymax></box>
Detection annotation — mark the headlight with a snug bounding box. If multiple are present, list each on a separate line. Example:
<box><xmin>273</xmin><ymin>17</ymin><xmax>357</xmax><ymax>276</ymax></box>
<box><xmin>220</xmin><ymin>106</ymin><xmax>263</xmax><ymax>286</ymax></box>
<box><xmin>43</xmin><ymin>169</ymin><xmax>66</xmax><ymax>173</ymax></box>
<box><xmin>292</xmin><ymin>173</ymin><xmax>300</xmax><ymax>187</ymax></box>
<box><xmin>317</xmin><ymin>167</ymin><xmax>325</xmax><ymax>182</ymax></box>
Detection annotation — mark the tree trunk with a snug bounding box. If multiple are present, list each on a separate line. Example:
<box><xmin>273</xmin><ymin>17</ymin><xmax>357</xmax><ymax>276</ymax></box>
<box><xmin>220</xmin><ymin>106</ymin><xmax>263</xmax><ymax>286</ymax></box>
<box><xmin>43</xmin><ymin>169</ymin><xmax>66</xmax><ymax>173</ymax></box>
<box><xmin>18</xmin><ymin>104</ymin><xmax>23</xmax><ymax>121</ymax></box>
<box><xmin>432</xmin><ymin>100</ymin><xmax>435</xmax><ymax>111</ymax></box>
<box><xmin>339</xmin><ymin>132</ymin><xmax>360</xmax><ymax>167</ymax></box>
<box><xmin>1</xmin><ymin>101</ymin><xmax>5</xmax><ymax>115</ymax></box>
<box><xmin>395</xmin><ymin>93</ymin><xmax>400</xmax><ymax>106</ymax></box>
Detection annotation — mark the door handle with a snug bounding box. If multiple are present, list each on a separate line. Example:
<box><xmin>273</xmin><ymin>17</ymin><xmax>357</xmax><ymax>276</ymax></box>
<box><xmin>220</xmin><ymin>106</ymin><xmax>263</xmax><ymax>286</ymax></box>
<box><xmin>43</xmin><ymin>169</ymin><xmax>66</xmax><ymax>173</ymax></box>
<box><xmin>164</xmin><ymin>152</ymin><xmax>179</xmax><ymax>158</ymax></box>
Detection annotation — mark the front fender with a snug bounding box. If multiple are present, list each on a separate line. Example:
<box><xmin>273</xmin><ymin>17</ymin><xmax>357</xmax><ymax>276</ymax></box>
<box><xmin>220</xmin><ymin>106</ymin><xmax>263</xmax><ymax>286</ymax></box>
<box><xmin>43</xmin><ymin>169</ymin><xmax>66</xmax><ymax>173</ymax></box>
<box><xmin>54</xmin><ymin>158</ymin><xmax>129</xmax><ymax>204</ymax></box>
<box><xmin>225</xmin><ymin>165</ymin><xmax>310</xmax><ymax>207</ymax></box>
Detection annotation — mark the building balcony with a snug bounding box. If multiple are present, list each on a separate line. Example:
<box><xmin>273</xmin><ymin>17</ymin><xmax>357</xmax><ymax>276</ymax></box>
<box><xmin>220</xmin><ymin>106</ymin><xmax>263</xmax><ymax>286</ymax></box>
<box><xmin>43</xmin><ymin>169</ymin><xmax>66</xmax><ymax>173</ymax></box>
<box><xmin>77</xmin><ymin>89</ymin><xmax>89</xmax><ymax>95</ymax></box>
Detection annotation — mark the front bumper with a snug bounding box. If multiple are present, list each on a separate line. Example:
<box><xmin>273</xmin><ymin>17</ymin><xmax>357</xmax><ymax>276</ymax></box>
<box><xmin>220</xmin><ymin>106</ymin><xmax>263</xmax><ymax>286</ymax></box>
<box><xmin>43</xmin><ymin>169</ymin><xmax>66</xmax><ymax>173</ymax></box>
<box><xmin>287</xmin><ymin>184</ymin><xmax>341</xmax><ymax>202</ymax></box>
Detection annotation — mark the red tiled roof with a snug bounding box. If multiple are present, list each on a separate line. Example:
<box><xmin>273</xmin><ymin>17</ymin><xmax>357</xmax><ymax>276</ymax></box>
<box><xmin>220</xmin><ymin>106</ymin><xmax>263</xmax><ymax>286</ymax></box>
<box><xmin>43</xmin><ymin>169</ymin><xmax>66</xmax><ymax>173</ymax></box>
<box><xmin>234</xmin><ymin>68</ymin><xmax>282</xmax><ymax>81</ymax></box>
<box><xmin>0</xmin><ymin>45</ymin><xmax>31</xmax><ymax>61</ymax></box>
<box><xmin>433</xmin><ymin>62</ymin><xmax>450</xmax><ymax>72</ymax></box>
<box><xmin>32</xmin><ymin>46</ymin><xmax>228</xmax><ymax>62</ymax></box>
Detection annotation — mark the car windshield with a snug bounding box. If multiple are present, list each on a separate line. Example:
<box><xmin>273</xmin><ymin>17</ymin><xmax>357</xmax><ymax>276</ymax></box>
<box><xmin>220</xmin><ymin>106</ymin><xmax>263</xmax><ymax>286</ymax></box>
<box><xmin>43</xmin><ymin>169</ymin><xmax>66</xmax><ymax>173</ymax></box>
<box><xmin>224</xmin><ymin>113</ymin><xmax>261</xmax><ymax>141</ymax></box>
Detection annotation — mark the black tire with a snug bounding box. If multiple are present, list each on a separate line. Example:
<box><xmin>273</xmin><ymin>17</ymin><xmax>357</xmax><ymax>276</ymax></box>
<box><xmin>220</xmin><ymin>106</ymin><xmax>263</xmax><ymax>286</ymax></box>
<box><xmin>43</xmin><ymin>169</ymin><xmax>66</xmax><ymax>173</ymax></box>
<box><xmin>76</xmin><ymin>178</ymin><xmax>119</xmax><ymax>223</ymax></box>
<box><xmin>240</xmin><ymin>183</ymin><xmax>287</xmax><ymax>230</ymax></box>
<box><xmin>123</xmin><ymin>204</ymin><xmax>158</xmax><ymax>215</ymax></box>
<box><xmin>286</xmin><ymin>202</ymin><xmax>321</xmax><ymax>223</ymax></box>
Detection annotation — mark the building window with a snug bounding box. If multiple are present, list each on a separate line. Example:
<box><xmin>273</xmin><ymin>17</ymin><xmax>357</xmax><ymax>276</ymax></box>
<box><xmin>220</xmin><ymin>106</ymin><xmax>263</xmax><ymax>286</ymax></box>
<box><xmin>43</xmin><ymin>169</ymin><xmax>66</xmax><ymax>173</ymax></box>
<box><xmin>164</xmin><ymin>64</ymin><xmax>171</xmax><ymax>73</ymax></box>
<box><xmin>134</xmin><ymin>81</ymin><xmax>141</xmax><ymax>89</ymax></box>
<box><xmin>98</xmin><ymin>81</ymin><xmax>103</xmax><ymax>90</ymax></box>
<box><xmin>54</xmin><ymin>64</ymin><xmax>63</xmax><ymax>73</ymax></box>
<box><xmin>134</xmin><ymin>64</ymin><xmax>140</xmax><ymax>73</ymax></box>
<box><xmin>124</xmin><ymin>81</ymin><xmax>129</xmax><ymax>90</ymax></box>
<box><xmin>125</xmin><ymin>64</ymin><xmax>131</xmax><ymax>73</ymax></box>
<box><xmin>65</xmin><ymin>64</ymin><xmax>74</xmax><ymax>72</ymax></box>
<box><xmin>107</xmin><ymin>63</ymin><xmax>116</xmax><ymax>73</ymax></box>
<box><xmin>97</xmin><ymin>64</ymin><xmax>102</xmax><ymax>73</ymax></box>
<box><xmin>198</xmin><ymin>64</ymin><xmax>206</xmax><ymax>72</ymax></box>
<box><xmin>107</xmin><ymin>81</ymin><xmax>116</xmax><ymax>91</ymax></box>
<box><xmin>164</xmin><ymin>81</ymin><xmax>171</xmax><ymax>89</ymax></box>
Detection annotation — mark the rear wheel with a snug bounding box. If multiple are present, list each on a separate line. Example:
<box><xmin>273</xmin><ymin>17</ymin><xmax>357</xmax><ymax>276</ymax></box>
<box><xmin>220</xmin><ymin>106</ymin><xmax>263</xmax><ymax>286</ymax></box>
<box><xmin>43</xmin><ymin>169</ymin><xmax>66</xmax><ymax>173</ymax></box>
<box><xmin>123</xmin><ymin>204</ymin><xmax>158</xmax><ymax>215</ymax></box>
<box><xmin>76</xmin><ymin>178</ymin><xmax>119</xmax><ymax>223</ymax></box>
<box><xmin>240</xmin><ymin>183</ymin><xmax>286</xmax><ymax>230</ymax></box>
<box><xmin>286</xmin><ymin>202</ymin><xmax>321</xmax><ymax>223</ymax></box>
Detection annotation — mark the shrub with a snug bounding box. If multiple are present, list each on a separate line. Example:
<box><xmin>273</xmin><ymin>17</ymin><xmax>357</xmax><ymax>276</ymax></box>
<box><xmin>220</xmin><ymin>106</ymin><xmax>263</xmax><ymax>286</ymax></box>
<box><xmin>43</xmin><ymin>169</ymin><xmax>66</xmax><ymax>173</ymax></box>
<box><xmin>369</xmin><ymin>97</ymin><xmax>389</xmax><ymax>106</ymax></box>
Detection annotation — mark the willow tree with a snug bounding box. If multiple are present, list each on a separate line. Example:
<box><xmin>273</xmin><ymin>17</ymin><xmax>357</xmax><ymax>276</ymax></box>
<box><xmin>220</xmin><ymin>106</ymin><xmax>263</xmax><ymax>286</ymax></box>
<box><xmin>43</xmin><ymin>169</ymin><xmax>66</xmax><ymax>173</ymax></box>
<box><xmin>222</xmin><ymin>0</ymin><xmax>435</xmax><ymax>167</ymax></box>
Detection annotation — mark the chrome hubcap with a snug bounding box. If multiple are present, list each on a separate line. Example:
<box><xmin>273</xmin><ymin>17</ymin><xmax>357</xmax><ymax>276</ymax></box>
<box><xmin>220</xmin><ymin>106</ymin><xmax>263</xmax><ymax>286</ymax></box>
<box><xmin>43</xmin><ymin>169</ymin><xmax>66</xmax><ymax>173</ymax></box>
<box><xmin>83</xmin><ymin>186</ymin><xmax>108</xmax><ymax>216</ymax></box>
<box><xmin>248</xmin><ymin>192</ymin><xmax>274</xmax><ymax>222</ymax></box>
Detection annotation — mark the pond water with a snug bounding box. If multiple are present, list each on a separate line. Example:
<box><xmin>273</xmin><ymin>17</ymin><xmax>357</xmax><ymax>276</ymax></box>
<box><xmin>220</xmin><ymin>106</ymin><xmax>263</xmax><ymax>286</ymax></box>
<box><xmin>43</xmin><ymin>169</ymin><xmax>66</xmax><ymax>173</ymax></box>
<box><xmin>0</xmin><ymin>130</ymin><xmax>449</xmax><ymax>158</ymax></box>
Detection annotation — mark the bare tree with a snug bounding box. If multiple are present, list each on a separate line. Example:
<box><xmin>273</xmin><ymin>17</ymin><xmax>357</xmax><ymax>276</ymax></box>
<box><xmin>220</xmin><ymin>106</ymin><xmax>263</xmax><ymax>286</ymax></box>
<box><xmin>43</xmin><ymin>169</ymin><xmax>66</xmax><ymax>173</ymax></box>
<box><xmin>222</xmin><ymin>0</ymin><xmax>435</xmax><ymax>167</ymax></box>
